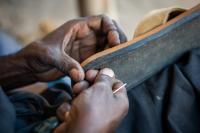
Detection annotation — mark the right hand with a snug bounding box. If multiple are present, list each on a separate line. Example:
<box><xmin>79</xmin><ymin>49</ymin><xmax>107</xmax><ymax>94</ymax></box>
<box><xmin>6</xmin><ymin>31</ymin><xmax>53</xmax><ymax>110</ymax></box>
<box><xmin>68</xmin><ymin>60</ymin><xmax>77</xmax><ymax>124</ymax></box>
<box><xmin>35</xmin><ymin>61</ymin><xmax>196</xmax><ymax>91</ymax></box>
<box><xmin>54</xmin><ymin>68</ymin><xmax>129</xmax><ymax>133</ymax></box>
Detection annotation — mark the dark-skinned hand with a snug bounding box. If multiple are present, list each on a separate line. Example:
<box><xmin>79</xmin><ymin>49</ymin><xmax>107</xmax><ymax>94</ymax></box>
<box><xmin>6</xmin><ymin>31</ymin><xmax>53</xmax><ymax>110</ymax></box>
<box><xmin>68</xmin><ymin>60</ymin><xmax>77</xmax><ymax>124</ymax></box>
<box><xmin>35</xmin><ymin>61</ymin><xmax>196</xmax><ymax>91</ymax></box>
<box><xmin>19</xmin><ymin>15</ymin><xmax>127</xmax><ymax>82</ymax></box>
<box><xmin>54</xmin><ymin>68</ymin><xmax>129</xmax><ymax>133</ymax></box>
<box><xmin>0</xmin><ymin>15</ymin><xmax>127</xmax><ymax>89</ymax></box>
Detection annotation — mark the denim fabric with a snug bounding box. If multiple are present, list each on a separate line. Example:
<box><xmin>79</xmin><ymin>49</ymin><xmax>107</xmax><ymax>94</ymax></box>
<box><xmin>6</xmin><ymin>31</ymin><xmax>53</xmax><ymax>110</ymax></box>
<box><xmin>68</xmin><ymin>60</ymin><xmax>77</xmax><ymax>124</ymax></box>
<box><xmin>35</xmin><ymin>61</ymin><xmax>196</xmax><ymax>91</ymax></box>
<box><xmin>8</xmin><ymin>86</ymin><xmax>72</xmax><ymax>133</ymax></box>
<box><xmin>116</xmin><ymin>48</ymin><xmax>200</xmax><ymax>133</ymax></box>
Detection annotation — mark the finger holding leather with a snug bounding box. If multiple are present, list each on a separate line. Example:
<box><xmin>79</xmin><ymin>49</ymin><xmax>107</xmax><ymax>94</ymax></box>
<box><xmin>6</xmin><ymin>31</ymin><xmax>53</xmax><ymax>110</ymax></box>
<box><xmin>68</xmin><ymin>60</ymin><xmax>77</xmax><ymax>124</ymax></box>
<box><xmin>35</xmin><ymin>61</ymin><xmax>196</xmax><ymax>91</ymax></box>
<box><xmin>73</xmin><ymin>80</ymin><xmax>89</xmax><ymax>95</ymax></box>
<box><xmin>56</xmin><ymin>102</ymin><xmax>71</xmax><ymax>122</ymax></box>
<box><xmin>85</xmin><ymin>69</ymin><xmax>99</xmax><ymax>82</ymax></box>
<box><xmin>93</xmin><ymin>68</ymin><xmax>115</xmax><ymax>91</ymax></box>
<box><xmin>112</xmin><ymin>20</ymin><xmax>127</xmax><ymax>43</ymax></box>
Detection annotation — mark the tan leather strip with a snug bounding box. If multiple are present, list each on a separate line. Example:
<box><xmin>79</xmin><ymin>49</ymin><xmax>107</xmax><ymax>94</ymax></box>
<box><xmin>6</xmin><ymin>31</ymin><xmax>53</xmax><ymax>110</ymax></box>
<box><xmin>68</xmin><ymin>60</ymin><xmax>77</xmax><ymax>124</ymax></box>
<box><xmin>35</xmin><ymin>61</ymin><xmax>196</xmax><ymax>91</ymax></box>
<box><xmin>81</xmin><ymin>4</ymin><xmax>200</xmax><ymax>67</ymax></box>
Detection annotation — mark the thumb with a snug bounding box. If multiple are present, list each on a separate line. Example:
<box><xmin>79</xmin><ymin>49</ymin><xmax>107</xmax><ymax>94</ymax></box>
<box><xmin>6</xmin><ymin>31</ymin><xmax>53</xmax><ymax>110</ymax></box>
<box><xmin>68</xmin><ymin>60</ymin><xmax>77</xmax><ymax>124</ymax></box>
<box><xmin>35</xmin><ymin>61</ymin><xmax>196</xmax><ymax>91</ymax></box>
<box><xmin>56</xmin><ymin>102</ymin><xmax>71</xmax><ymax>122</ymax></box>
<box><xmin>55</xmin><ymin>54</ymin><xmax>85</xmax><ymax>82</ymax></box>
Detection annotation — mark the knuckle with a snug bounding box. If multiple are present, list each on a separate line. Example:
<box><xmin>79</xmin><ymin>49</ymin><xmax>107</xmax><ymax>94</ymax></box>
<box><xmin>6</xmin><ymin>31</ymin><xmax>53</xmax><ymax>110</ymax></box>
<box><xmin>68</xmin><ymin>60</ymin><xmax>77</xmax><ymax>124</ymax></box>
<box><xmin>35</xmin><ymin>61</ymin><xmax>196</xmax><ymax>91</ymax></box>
<box><xmin>30</xmin><ymin>42</ymin><xmax>51</xmax><ymax>59</ymax></box>
<box><xmin>100</xmin><ymin>74</ymin><xmax>111</xmax><ymax>80</ymax></box>
<box><xmin>101</xmin><ymin>68</ymin><xmax>114</xmax><ymax>73</ymax></box>
<box><xmin>94</xmin><ymin>82</ymin><xmax>109</xmax><ymax>90</ymax></box>
<box><xmin>98</xmin><ymin>75</ymin><xmax>114</xmax><ymax>85</ymax></box>
<box><xmin>65</xmin><ymin>19</ymin><xmax>82</xmax><ymax>29</ymax></box>
<box><xmin>33</xmin><ymin>42</ymin><xmax>51</xmax><ymax>56</ymax></box>
<box><xmin>99</xmin><ymin>68</ymin><xmax>115</xmax><ymax>78</ymax></box>
<box><xmin>97</xmin><ymin>82</ymin><xmax>108</xmax><ymax>88</ymax></box>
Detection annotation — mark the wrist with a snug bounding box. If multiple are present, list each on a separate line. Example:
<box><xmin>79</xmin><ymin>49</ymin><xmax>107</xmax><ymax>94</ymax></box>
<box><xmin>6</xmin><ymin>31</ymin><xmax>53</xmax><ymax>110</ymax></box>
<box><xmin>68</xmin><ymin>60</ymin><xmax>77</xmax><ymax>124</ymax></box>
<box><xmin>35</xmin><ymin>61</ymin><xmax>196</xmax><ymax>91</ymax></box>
<box><xmin>0</xmin><ymin>52</ymin><xmax>37</xmax><ymax>90</ymax></box>
<box><xmin>66</xmin><ymin>122</ymin><xmax>115</xmax><ymax>133</ymax></box>
<box><xmin>65</xmin><ymin>111</ymin><xmax>116</xmax><ymax>133</ymax></box>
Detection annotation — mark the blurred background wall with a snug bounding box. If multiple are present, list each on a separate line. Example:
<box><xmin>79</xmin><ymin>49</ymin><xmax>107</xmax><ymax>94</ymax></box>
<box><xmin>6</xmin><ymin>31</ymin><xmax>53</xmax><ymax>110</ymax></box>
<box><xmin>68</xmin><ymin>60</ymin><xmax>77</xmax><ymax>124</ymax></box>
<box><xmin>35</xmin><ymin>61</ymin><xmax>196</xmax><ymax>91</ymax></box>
<box><xmin>0</xmin><ymin>0</ymin><xmax>199</xmax><ymax>45</ymax></box>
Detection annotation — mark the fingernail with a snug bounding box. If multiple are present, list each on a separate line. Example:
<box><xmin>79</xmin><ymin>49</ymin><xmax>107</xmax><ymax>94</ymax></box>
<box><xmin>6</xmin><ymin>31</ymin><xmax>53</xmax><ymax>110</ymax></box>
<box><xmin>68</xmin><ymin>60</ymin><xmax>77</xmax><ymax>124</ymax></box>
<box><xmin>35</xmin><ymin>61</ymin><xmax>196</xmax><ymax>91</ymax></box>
<box><xmin>65</xmin><ymin>112</ymin><xmax>69</xmax><ymax>118</ymax></box>
<box><xmin>69</xmin><ymin>68</ymin><xmax>85</xmax><ymax>82</ymax></box>
<box><xmin>58</xmin><ymin>103</ymin><xmax>71</xmax><ymax>113</ymax></box>
<box><xmin>108</xmin><ymin>30</ymin><xmax>120</xmax><ymax>46</ymax></box>
<box><xmin>99</xmin><ymin>68</ymin><xmax>114</xmax><ymax>78</ymax></box>
<box><xmin>86</xmin><ymin>70</ymin><xmax>99</xmax><ymax>82</ymax></box>
<box><xmin>73</xmin><ymin>80</ymin><xmax>89</xmax><ymax>94</ymax></box>
<box><xmin>57</xmin><ymin>103</ymin><xmax>71</xmax><ymax>121</ymax></box>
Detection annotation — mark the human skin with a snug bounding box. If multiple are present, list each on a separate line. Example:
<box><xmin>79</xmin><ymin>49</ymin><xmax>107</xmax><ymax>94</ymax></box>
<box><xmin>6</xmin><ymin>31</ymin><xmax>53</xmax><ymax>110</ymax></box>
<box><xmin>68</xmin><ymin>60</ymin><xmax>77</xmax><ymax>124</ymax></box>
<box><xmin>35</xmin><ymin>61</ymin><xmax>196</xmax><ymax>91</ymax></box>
<box><xmin>0</xmin><ymin>15</ymin><xmax>127</xmax><ymax>90</ymax></box>
<box><xmin>54</xmin><ymin>68</ymin><xmax>129</xmax><ymax>133</ymax></box>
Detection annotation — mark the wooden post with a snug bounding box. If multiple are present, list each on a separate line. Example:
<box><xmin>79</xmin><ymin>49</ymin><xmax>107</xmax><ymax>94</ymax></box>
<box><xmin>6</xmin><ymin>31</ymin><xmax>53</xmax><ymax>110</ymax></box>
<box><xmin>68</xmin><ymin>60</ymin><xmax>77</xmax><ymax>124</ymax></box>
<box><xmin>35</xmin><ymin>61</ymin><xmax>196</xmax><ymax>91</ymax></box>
<box><xmin>77</xmin><ymin>0</ymin><xmax>118</xmax><ymax>20</ymax></box>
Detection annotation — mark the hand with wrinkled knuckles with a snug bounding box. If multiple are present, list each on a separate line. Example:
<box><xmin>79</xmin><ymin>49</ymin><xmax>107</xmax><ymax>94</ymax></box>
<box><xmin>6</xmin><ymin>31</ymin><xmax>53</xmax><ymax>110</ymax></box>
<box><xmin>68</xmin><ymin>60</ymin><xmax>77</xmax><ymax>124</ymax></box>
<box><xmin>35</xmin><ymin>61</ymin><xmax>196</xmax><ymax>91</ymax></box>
<box><xmin>0</xmin><ymin>15</ymin><xmax>127</xmax><ymax>90</ymax></box>
<box><xmin>0</xmin><ymin>15</ymin><xmax>128</xmax><ymax>133</ymax></box>
<box><xmin>55</xmin><ymin>68</ymin><xmax>129</xmax><ymax>133</ymax></box>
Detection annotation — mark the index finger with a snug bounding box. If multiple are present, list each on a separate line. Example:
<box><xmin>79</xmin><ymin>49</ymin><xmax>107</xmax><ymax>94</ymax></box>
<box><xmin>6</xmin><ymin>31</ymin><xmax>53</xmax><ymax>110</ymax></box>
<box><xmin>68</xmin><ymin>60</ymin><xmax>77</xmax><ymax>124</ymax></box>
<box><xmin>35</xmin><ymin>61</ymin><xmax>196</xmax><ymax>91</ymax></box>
<box><xmin>112</xmin><ymin>20</ymin><xmax>127</xmax><ymax>44</ymax></box>
<box><xmin>91</xmin><ymin>68</ymin><xmax>115</xmax><ymax>91</ymax></box>
<box><xmin>94</xmin><ymin>68</ymin><xmax>115</xmax><ymax>82</ymax></box>
<box><xmin>87</xmin><ymin>15</ymin><xmax>116</xmax><ymax>32</ymax></box>
<box><xmin>88</xmin><ymin>15</ymin><xmax>120</xmax><ymax>46</ymax></box>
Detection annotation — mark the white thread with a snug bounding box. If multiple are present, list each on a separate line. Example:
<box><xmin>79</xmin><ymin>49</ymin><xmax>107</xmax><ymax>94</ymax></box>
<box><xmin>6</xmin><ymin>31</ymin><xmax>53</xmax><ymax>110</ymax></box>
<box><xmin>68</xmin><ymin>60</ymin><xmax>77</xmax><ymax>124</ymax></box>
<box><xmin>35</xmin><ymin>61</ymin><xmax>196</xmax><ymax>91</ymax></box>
<box><xmin>113</xmin><ymin>83</ymin><xmax>127</xmax><ymax>94</ymax></box>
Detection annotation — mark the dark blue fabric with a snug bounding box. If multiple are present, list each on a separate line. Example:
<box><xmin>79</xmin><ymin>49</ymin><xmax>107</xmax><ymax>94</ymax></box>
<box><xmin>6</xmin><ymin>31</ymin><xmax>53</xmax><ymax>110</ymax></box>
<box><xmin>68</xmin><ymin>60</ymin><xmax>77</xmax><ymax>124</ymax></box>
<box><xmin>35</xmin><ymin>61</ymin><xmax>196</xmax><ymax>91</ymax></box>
<box><xmin>117</xmin><ymin>48</ymin><xmax>200</xmax><ymax>133</ymax></box>
<box><xmin>0</xmin><ymin>88</ymin><xmax>16</xmax><ymax>133</ymax></box>
<box><xmin>8</xmin><ymin>87</ymin><xmax>72</xmax><ymax>133</ymax></box>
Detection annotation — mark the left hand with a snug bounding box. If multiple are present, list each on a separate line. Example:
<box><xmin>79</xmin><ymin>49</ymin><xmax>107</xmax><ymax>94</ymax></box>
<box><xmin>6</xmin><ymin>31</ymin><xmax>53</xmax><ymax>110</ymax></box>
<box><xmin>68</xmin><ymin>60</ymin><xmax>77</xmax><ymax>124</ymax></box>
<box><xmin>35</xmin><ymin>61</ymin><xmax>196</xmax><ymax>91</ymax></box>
<box><xmin>19</xmin><ymin>15</ymin><xmax>127</xmax><ymax>82</ymax></box>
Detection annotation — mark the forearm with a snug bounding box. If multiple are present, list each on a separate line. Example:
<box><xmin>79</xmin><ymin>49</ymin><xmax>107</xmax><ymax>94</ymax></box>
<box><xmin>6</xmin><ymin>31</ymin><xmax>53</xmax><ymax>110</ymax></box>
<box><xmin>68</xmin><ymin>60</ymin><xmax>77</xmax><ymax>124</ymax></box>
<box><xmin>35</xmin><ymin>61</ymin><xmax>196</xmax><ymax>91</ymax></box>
<box><xmin>0</xmin><ymin>54</ymin><xmax>37</xmax><ymax>91</ymax></box>
<box><xmin>64</xmin><ymin>115</ymin><xmax>117</xmax><ymax>133</ymax></box>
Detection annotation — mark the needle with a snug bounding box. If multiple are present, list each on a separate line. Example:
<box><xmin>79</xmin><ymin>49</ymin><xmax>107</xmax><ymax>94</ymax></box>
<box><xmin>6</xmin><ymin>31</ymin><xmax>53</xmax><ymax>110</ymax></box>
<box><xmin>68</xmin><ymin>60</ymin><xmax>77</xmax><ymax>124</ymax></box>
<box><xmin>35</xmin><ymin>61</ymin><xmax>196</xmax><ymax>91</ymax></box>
<box><xmin>113</xmin><ymin>83</ymin><xmax>127</xmax><ymax>94</ymax></box>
